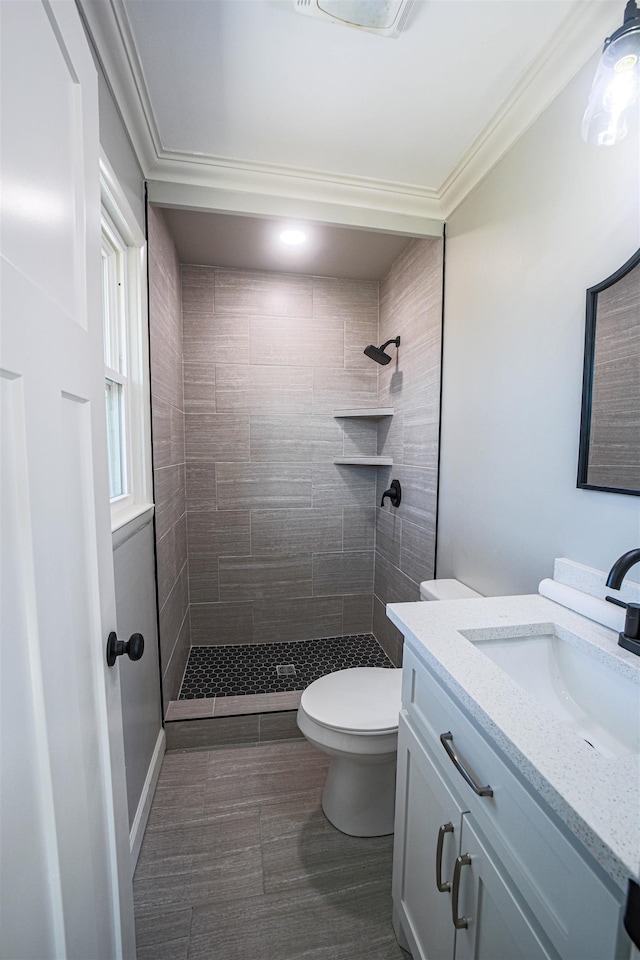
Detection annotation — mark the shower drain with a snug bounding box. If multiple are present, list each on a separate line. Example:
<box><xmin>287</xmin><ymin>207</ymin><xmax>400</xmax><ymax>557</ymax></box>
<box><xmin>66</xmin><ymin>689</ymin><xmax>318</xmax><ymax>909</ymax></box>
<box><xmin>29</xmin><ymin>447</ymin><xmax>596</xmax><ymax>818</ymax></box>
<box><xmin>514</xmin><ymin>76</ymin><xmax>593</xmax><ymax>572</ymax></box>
<box><xmin>276</xmin><ymin>664</ymin><xmax>297</xmax><ymax>677</ymax></box>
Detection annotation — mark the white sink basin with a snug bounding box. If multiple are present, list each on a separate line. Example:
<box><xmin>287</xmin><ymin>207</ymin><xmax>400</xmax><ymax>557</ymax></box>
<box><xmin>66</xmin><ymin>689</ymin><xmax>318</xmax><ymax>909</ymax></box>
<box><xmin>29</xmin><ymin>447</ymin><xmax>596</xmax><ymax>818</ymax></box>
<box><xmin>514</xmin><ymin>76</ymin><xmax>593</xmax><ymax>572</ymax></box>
<box><xmin>467</xmin><ymin>628</ymin><xmax>640</xmax><ymax>758</ymax></box>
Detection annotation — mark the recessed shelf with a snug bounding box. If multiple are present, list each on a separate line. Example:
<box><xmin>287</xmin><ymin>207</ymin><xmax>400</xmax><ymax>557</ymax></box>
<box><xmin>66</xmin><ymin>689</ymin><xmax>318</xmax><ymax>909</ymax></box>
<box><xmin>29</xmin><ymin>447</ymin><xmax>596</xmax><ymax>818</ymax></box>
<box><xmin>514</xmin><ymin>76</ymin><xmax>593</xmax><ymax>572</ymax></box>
<box><xmin>334</xmin><ymin>457</ymin><xmax>393</xmax><ymax>466</ymax></box>
<box><xmin>333</xmin><ymin>407</ymin><xmax>394</xmax><ymax>419</ymax></box>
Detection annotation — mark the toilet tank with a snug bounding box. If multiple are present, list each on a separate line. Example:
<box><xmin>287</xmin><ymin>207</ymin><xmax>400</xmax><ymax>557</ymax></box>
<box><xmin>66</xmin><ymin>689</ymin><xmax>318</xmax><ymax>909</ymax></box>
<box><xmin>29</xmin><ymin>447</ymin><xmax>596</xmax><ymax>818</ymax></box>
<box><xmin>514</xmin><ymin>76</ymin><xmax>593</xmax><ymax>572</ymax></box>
<box><xmin>420</xmin><ymin>578</ymin><xmax>483</xmax><ymax>601</ymax></box>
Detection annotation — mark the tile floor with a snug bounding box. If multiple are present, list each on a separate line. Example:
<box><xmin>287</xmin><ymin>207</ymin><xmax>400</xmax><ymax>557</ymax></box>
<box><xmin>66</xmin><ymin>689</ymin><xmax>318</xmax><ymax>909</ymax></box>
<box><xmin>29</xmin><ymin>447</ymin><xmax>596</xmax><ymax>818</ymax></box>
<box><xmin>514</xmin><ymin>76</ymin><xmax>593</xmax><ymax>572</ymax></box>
<box><xmin>178</xmin><ymin>634</ymin><xmax>394</xmax><ymax>699</ymax></box>
<box><xmin>134</xmin><ymin>739</ymin><xmax>409</xmax><ymax>960</ymax></box>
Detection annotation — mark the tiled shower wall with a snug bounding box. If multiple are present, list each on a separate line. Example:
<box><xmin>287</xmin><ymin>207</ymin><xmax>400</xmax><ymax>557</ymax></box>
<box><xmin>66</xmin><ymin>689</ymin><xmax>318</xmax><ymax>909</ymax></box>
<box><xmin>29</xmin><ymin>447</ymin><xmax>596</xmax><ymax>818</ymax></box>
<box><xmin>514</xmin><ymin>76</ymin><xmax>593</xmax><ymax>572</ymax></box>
<box><xmin>148</xmin><ymin>213</ymin><xmax>443</xmax><ymax>698</ymax></box>
<box><xmin>148</xmin><ymin>207</ymin><xmax>191</xmax><ymax>703</ymax></box>
<box><xmin>181</xmin><ymin>266</ymin><xmax>382</xmax><ymax>647</ymax></box>
<box><xmin>374</xmin><ymin>239</ymin><xmax>444</xmax><ymax>664</ymax></box>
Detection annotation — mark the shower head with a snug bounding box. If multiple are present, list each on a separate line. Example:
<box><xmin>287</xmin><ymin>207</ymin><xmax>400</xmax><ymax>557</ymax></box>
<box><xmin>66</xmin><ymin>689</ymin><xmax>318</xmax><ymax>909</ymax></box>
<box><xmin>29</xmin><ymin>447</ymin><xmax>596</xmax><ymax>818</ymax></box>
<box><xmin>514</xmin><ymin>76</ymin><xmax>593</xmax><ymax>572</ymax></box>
<box><xmin>363</xmin><ymin>337</ymin><xmax>401</xmax><ymax>365</ymax></box>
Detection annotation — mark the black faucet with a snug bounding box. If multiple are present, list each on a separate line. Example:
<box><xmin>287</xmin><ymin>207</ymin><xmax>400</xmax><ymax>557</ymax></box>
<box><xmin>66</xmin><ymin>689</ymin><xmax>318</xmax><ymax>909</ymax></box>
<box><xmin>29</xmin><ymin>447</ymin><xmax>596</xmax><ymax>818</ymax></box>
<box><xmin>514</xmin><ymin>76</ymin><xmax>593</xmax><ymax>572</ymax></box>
<box><xmin>605</xmin><ymin>548</ymin><xmax>640</xmax><ymax>656</ymax></box>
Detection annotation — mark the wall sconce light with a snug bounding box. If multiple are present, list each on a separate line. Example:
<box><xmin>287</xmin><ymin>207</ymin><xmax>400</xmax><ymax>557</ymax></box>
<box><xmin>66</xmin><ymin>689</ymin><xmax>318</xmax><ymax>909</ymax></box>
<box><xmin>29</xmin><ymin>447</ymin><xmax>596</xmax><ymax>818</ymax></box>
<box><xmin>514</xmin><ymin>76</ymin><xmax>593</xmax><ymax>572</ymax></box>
<box><xmin>582</xmin><ymin>0</ymin><xmax>640</xmax><ymax>145</ymax></box>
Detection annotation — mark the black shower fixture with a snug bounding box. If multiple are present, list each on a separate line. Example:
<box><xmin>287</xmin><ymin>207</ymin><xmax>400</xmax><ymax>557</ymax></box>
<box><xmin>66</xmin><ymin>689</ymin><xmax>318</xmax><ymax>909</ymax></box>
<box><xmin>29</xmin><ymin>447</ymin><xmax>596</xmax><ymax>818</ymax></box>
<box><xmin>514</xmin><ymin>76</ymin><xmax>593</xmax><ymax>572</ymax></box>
<box><xmin>364</xmin><ymin>336</ymin><xmax>401</xmax><ymax>365</ymax></box>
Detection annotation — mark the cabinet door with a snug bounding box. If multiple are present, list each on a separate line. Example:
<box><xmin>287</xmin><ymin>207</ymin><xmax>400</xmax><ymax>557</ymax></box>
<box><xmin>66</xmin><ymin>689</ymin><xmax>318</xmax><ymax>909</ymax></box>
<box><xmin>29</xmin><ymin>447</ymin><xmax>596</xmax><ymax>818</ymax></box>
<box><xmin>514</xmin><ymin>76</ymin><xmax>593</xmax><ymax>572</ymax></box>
<box><xmin>393</xmin><ymin>716</ymin><xmax>466</xmax><ymax>960</ymax></box>
<box><xmin>453</xmin><ymin>815</ymin><xmax>555</xmax><ymax>960</ymax></box>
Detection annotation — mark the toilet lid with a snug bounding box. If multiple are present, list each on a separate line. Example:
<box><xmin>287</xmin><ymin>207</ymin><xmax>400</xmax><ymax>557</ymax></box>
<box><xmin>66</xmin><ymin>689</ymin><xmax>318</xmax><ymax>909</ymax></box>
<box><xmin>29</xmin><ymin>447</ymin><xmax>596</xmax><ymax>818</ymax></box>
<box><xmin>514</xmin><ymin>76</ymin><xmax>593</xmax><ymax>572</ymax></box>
<box><xmin>300</xmin><ymin>668</ymin><xmax>402</xmax><ymax>733</ymax></box>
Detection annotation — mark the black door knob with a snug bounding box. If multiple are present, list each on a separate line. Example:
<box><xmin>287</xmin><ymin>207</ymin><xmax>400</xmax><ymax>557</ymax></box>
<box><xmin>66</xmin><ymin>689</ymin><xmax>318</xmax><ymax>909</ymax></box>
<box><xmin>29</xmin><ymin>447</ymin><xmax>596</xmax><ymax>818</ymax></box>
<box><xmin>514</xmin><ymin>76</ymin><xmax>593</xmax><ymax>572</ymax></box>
<box><xmin>106</xmin><ymin>631</ymin><xmax>145</xmax><ymax>667</ymax></box>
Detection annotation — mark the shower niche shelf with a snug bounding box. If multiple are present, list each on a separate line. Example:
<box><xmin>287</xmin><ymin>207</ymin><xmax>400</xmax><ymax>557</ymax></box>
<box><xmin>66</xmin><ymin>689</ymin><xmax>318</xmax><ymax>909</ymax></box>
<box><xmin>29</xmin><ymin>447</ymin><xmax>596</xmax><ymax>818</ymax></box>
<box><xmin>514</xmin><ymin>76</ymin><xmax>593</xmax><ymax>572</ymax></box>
<box><xmin>334</xmin><ymin>456</ymin><xmax>393</xmax><ymax>466</ymax></box>
<box><xmin>333</xmin><ymin>407</ymin><xmax>394</xmax><ymax>419</ymax></box>
<box><xmin>333</xmin><ymin>407</ymin><xmax>394</xmax><ymax>465</ymax></box>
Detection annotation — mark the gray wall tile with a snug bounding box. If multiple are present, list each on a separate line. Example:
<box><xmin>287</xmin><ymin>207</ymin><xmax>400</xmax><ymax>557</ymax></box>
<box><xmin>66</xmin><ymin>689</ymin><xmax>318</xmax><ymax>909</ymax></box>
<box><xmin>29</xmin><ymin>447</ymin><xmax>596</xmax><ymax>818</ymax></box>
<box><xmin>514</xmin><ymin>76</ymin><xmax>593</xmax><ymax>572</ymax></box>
<box><xmin>182</xmin><ymin>361</ymin><xmax>216</xmax><ymax>413</ymax></box>
<box><xmin>159</xmin><ymin>563</ymin><xmax>190</xmax><ymax>669</ymax></box>
<box><xmin>375</xmin><ymin>509</ymin><xmax>402</xmax><ymax>568</ymax></box>
<box><xmin>217</xmin><ymin>462</ymin><xmax>312</xmax><ymax>510</ymax></box>
<box><xmin>186</xmin><ymin>463</ymin><xmax>217</xmax><ymax>510</ymax></box>
<box><xmin>185</xmin><ymin>414</ymin><xmax>250</xmax><ymax>462</ymax></box>
<box><xmin>156</xmin><ymin>514</ymin><xmax>188</xmax><ymax>610</ymax></box>
<box><xmin>215</xmin><ymin>269</ymin><xmax>313</xmax><ymax>317</ymax></box>
<box><xmin>252</xmin><ymin>597</ymin><xmax>343</xmax><ymax>643</ymax></box>
<box><xmin>249</xmin><ymin>317</ymin><xmax>344</xmax><ymax>368</ymax></box>
<box><xmin>312</xmin><ymin>552</ymin><xmax>374</xmax><ymax>597</ymax></box>
<box><xmin>183</xmin><ymin>315</ymin><xmax>249</xmax><ymax>365</ymax></box>
<box><xmin>181</xmin><ymin>264</ymin><xmax>215</xmax><ymax>318</ymax></box>
<box><xmin>341</xmin><ymin>418</ymin><xmax>378</xmax><ymax>458</ymax></box>
<box><xmin>403</xmin><ymin>404</ymin><xmax>439</xmax><ymax>466</ymax></box>
<box><xmin>188</xmin><ymin>557</ymin><xmax>219</xmax><ymax>604</ymax></box>
<box><xmin>187</xmin><ymin>509</ymin><xmax>250</xmax><ymax>558</ymax></box>
<box><xmin>164</xmin><ymin>715</ymin><xmax>260</xmax><ymax>751</ymax></box>
<box><xmin>259</xmin><ymin>712</ymin><xmax>304</xmax><ymax>742</ymax></box>
<box><xmin>312</xmin><ymin>277</ymin><xmax>378</xmax><ymax>320</ymax></box>
<box><xmin>162</xmin><ymin>608</ymin><xmax>191</xmax><ymax>705</ymax></box>
<box><xmin>342</xmin><ymin>507</ymin><xmax>375</xmax><ymax>551</ymax></box>
<box><xmin>251</xmin><ymin>508</ymin><xmax>342</xmax><ymax>556</ymax></box>
<box><xmin>342</xmin><ymin>594</ymin><xmax>374</xmax><ymax>634</ymax></box>
<box><xmin>374</xmin><ymin>552</ymin><xmax>420</xmax><ymax>605</ymax></box>
<box><xmin>400</xmin><ymin>516</ymin><xmax>436</xmax><ymax>584</ymax></box>
<box><xmin>219</xmin><ymin>555</ymin><xmax>313</xmax><ymax>602</ymax></box>
<box><xmin>250</xmin><ymin>415</ymin><xmax>342</xmax><ymax>463</ymax></box>
<box><xmin>216</xmin><ymin>364</ymin><xmax>312</xmax><ymax>416</ymax></box>
<box><xmin>344</xmin><ymin>319</ymin><xmax>380</xmax><ymax>371</ymax></box>
<box><xmin>373</xmin><ymin>597</ymin><xmax>403</xmax><ymax>667</ymax></box>
<box><xmin>312</xmin><ymin>463</ymin><xmax>376</xmax><ymax>509</ymax></box>
<box><xmin>312</xmin><ymin>368</ymin><xmax>378</xmax><ymax>416</ymax></box>
<box><xmin>190</xmin><ymin>602</ymin><xmax>254</xmax><ymax>645</ymax></box>
<box><xmin>154</xmin><ymin>464</ymin><xmax>186</xmax><ymax>542</ymax></box>
<box><xmin>389</xmin><ymin>463</ymin><xmax>438</xmax><ymax>530</ymax></box>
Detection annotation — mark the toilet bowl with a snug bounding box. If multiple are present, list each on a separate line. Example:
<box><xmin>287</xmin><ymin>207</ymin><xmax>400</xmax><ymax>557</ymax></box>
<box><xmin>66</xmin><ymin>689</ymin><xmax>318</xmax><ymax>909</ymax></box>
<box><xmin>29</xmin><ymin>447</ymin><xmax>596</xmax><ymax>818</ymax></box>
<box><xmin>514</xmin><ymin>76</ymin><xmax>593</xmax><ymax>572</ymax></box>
<box><xmin>297</xmin><ymin>667</ymin><xmax>403</xmax><ymax>837</ymax></box>
<box><xmin>297</xmin><ymin>578</ymin><xmax>483</xmax><ymax>837</ymax></box>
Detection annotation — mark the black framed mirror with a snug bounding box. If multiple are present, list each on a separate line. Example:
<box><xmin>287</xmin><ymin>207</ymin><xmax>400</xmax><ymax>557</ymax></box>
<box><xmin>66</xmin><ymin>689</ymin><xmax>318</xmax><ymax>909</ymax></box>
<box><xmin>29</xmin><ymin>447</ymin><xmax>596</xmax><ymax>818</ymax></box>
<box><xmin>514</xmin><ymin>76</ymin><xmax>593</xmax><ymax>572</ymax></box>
<box><xmin>577</xmin><ymin>247</ymin><xmax>640</xmax><ymax>496</ymax></box>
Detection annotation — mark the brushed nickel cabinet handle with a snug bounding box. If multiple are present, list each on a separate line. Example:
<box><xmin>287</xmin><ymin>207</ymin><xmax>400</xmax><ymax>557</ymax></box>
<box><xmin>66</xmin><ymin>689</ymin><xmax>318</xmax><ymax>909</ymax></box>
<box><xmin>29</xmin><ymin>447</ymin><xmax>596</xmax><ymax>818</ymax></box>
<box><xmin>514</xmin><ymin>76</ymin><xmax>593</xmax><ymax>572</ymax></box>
<box><xmin>452</xmin><ymin>853</ymin><xmax>472</xmax><ymax>930</ymax></box>
<box><xmin>440</xmin><ymin>732</ymin><xmax>493</xmax><ymax>797</ymax></box>
<box><xmin>436</xmin><ymin>822</ymin><xmax>454</xmax><ymax>892</ymax></box>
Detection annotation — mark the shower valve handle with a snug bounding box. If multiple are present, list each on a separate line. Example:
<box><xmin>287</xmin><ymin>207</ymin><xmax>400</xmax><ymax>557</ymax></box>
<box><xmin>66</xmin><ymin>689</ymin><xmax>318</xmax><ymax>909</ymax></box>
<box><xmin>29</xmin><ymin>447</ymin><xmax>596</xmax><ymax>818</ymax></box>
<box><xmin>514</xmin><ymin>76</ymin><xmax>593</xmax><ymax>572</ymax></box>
<box><xmin>381</xmin><ymin>479</ymin><xmax>401</xmax><ymax>508</ymax></box>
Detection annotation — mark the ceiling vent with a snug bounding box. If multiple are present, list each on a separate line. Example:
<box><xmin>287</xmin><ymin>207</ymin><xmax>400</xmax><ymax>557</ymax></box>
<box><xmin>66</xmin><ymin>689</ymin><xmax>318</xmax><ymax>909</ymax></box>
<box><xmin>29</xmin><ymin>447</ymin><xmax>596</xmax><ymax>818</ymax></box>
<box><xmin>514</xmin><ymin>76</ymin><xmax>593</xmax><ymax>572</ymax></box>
<box><xmin>294</xmin><ymin>0</ymin><xmax>413</xmax><ymax>38</ymax></box>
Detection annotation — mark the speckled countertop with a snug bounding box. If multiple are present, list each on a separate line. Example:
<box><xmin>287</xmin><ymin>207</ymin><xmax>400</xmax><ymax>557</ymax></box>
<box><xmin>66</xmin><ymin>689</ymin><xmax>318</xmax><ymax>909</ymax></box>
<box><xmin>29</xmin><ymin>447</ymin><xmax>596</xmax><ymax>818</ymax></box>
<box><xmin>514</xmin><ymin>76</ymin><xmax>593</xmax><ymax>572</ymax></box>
<box><xmin>386</xmin><ymin>594</ymin><xmax>640</xmax><ymax>893</ymax></box>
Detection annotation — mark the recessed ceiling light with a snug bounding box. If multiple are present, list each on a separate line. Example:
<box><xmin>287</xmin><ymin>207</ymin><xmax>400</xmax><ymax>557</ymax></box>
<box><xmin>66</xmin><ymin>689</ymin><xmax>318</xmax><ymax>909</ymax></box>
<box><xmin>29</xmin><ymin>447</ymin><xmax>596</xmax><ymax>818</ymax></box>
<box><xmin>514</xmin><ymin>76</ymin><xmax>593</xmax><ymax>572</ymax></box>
<box><xmin>280</xmin><ymin>228</ymin><xmax>307</xmax><ymax>246</ymax></box>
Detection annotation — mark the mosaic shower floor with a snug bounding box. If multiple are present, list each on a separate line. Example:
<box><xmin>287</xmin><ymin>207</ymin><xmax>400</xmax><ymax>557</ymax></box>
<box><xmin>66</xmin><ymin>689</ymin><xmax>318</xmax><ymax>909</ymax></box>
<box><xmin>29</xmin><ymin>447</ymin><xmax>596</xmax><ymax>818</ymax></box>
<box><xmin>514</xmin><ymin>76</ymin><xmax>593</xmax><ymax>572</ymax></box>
<box><xmin>178</xmin><ymin>633</ymin><xmax>393</xmax><ymax>699</ymax></box>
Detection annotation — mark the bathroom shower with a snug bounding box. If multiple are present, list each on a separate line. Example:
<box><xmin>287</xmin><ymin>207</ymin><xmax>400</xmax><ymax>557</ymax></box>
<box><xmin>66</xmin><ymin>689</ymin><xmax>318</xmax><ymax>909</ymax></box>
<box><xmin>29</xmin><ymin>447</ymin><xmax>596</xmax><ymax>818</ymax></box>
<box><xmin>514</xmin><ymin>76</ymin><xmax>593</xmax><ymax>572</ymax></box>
<box><xmin>364</xmin><ymin>336</ymin><xmax>400</xmax><ymax>364</ymax></box>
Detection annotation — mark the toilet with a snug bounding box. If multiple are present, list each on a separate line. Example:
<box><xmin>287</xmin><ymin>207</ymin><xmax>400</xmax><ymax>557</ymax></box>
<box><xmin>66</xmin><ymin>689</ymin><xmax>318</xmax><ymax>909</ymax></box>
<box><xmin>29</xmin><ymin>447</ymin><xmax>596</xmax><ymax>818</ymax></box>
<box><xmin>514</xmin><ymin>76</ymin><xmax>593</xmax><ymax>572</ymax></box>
<box><xmin>297</xmin><ymin>578</ymin><xmax>483</xmax><ymax>837</ymax></box>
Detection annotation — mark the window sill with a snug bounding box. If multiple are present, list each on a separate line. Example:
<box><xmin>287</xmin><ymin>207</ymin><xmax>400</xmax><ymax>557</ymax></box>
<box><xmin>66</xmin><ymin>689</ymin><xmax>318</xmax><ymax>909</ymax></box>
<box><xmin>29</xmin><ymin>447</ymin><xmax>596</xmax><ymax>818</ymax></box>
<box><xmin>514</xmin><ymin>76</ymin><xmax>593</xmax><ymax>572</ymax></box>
<box><xmin>111</xmin><ymin>503</ymin><xmax>155</xmax><ymax>549</ymax></box>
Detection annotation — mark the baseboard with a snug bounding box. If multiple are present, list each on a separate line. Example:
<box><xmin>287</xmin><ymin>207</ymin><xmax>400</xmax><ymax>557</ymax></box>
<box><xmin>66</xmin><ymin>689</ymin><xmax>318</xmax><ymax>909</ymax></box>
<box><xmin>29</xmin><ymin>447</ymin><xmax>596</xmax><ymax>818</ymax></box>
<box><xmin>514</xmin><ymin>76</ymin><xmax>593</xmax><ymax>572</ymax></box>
<box><xmin>129</xmin><ymin>727</ymin><xmax>166</xmax><ymax>874</ymax></box>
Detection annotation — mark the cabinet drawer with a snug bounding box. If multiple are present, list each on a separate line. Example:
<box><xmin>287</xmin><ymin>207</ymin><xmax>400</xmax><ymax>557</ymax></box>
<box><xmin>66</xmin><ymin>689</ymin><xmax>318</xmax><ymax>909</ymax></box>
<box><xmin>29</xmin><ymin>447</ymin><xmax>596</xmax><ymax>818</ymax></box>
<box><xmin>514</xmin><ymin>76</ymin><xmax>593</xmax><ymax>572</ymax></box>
<box><xmin>401</xmin><ymin>645</ymin><xmax>625</xmax><ymax>960</ymax></box>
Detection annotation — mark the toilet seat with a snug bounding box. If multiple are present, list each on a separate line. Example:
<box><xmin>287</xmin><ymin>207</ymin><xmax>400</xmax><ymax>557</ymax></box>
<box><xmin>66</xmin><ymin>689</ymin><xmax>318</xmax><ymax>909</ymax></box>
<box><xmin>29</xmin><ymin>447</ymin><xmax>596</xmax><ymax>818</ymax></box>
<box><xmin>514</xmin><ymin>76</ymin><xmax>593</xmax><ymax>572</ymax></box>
<box><xmin>300</xmin><ymin>667</ymin><xmax>402</xmax><ymax>734</ymax></box>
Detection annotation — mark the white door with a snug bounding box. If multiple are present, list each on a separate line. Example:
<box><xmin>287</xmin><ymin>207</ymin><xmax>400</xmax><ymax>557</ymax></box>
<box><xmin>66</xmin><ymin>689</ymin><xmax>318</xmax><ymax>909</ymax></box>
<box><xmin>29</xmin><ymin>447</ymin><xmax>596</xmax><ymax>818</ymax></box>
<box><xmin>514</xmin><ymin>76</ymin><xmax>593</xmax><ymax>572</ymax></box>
<box><xmin>0</xmin><ymin>2</ymin><xmax>135</xmax><ymax>958</ymax></box>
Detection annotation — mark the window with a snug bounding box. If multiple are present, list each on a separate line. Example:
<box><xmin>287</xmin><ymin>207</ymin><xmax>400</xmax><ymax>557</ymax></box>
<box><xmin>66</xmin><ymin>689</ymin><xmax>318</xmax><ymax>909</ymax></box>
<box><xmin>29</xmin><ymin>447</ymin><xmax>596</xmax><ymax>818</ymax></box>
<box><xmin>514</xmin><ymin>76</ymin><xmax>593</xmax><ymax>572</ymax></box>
<box><xmin>100</xmin><ymin>155</ymin><xmax>152</xmax><ymax>529</ymax></box>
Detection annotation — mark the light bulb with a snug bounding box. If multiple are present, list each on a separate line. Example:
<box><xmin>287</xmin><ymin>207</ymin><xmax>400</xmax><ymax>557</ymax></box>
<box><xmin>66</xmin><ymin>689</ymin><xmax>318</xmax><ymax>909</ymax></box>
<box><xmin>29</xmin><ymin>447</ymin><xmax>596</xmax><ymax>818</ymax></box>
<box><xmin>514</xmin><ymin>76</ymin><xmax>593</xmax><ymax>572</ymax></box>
<box><xmin>280</xmin><ymin>229</ymin><xmax>306</xmax><ymax>246</ymax></box>
<box><xmin>582</xmin><ymin>1</ymin><xmax>640</xmax><ymax>145</ymax></box>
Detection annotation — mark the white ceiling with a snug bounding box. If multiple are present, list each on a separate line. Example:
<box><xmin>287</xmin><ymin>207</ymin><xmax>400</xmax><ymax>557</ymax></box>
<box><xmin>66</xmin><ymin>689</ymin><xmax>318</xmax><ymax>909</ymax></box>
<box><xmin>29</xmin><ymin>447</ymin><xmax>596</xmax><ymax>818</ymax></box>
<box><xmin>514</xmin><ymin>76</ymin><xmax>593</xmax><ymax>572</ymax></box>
<box><xmin>81</xmin><ymin>0</ymin><xmax>620</xmax><ymax>276</ymax></box>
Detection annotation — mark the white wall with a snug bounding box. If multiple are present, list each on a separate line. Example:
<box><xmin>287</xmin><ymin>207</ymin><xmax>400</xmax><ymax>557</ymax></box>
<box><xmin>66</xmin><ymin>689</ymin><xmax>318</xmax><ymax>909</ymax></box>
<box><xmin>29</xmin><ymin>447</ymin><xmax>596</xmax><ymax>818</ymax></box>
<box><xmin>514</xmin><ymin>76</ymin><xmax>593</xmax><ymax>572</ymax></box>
<box><xmin>91</xmin><ymin>47</ymin><xmax>164</xmax><ymax>836</ymax></box>
<box><xmin>438</xmin><ymin>54</ymin><xmax>640</xmax><ymax>597</ymax></box>
<box><xmin>112</xmin><ymin>518</ymin><xmax>162</xmax><ymax>829</ymax></box>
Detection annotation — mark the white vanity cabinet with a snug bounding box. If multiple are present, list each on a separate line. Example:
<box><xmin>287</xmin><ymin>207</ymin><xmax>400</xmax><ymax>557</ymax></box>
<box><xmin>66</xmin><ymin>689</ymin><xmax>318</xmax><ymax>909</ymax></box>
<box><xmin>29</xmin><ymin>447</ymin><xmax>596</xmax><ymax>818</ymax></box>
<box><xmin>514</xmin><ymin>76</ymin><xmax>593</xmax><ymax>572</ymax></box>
<box><xmin>392</xmin><ymin>645</ymin><xmax>627</xmax><ymax>960</ymax></box>
<box><xmin>395</xmin><ymin>717</ymin><xmax>553</xmax><ymax>960</ymax></box>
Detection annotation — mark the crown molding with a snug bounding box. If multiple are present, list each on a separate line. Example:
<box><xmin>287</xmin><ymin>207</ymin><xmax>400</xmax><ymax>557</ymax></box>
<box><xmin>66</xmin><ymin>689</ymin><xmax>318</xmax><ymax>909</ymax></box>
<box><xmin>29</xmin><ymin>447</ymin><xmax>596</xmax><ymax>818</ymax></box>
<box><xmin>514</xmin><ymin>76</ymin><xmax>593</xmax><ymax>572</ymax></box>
<box><xmin>439</xmin><ymin>1</ymin><xmax>620</xmax><ymax>219</ymax></box>
<box><xmin>79</xmin><ymin>0</ymin><xmax>619</xmax><ymax>230</ymax></box>
<box><xmin>77</xmin><ymin>0</ymin><xmax>161</xmax><ymax>174</ymax></box>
